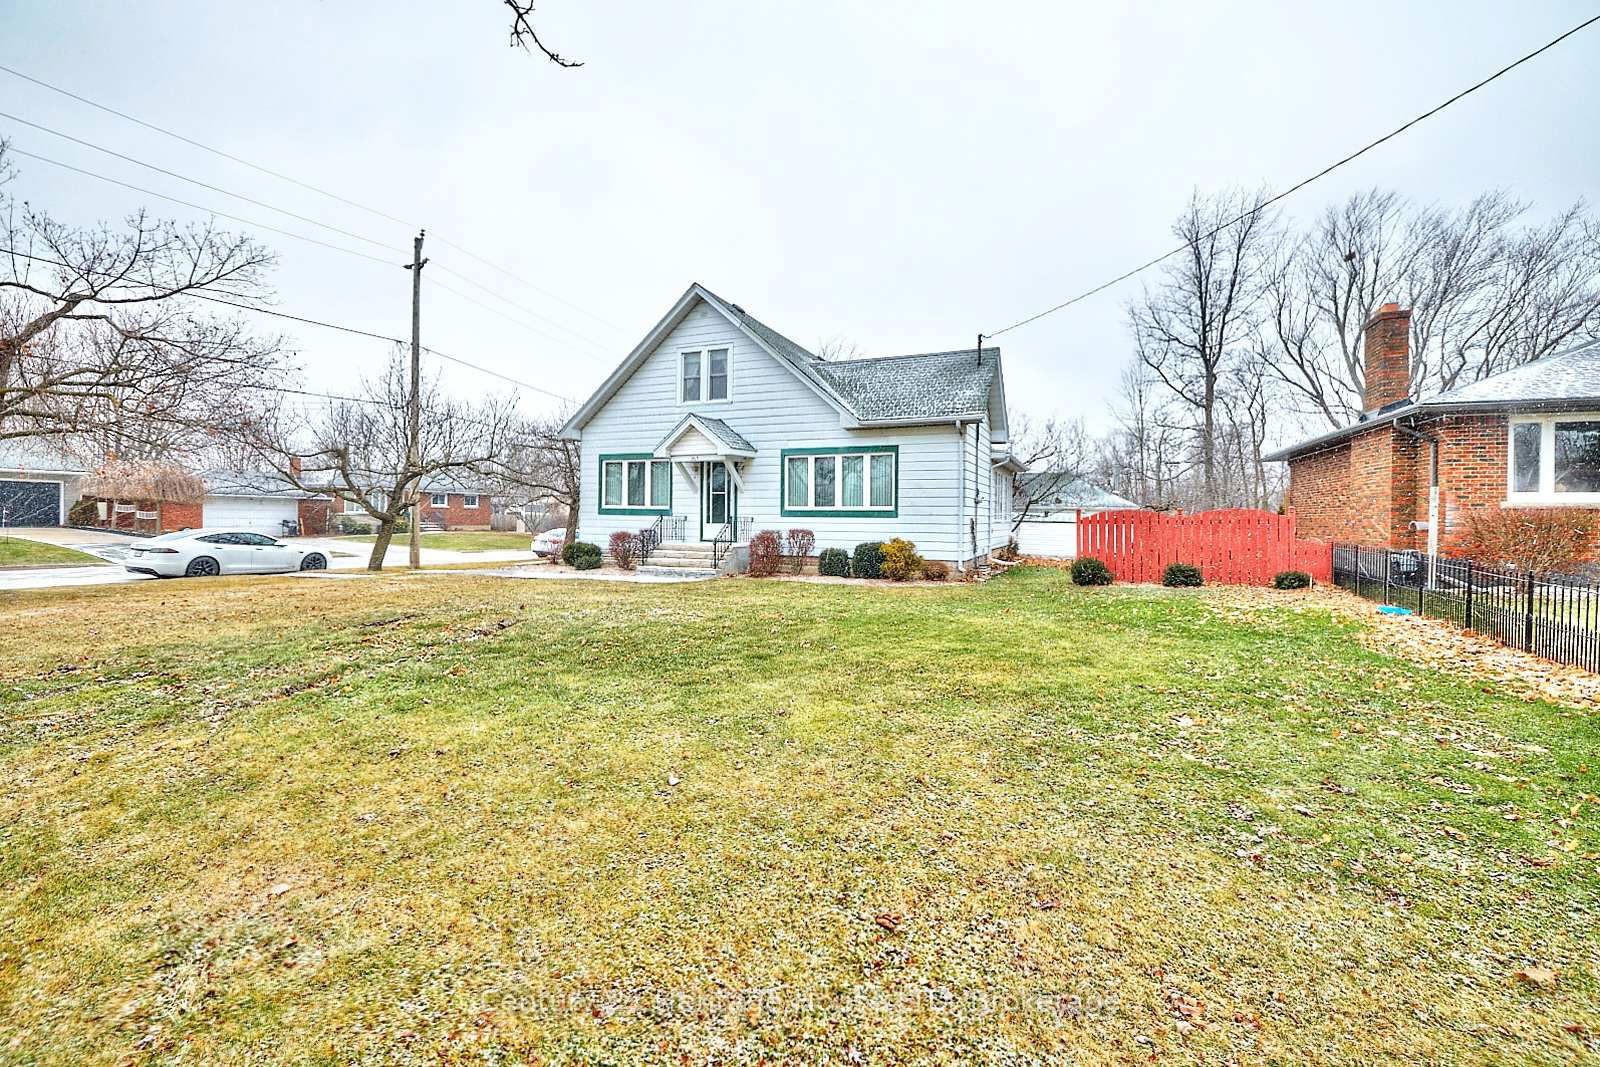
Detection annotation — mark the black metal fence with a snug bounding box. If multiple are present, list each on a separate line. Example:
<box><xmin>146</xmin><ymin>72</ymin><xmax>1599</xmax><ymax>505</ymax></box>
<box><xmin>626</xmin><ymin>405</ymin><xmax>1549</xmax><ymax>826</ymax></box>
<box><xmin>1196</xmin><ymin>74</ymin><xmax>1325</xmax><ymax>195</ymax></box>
<box><xmin>1332</xmin><ymin>543</ymin><xmax>1600</xmax><ymax>672</ymax></box>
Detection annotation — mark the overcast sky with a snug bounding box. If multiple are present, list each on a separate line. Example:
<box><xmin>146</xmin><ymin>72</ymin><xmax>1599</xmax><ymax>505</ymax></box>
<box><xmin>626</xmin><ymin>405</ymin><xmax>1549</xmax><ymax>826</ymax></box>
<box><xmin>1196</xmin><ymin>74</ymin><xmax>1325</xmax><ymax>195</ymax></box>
<box><xmin>5</xmin><ymin>1</ymin><xmax>1598</xmax><ymax>437</ymax></box>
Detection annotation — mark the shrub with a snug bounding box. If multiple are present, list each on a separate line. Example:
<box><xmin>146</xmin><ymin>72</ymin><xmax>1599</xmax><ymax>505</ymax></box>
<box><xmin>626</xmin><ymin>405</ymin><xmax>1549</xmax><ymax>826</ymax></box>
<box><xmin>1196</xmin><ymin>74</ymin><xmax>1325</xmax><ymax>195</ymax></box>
<box><xmin>608</xmin><ymin>530</ymin><xmax>639</xmax><ymax>571</ymax></box>
<box><xmin>748</xmin><ymin>530</ymin><xmax>783</xmax><ymax>577</ymax></box>
<box><xmin>1070</xmin><ymin>556</ymin><xmax>1112</xmax><ymax>586</ymax></box>
<box><xmin>564</xmin><ymin>541</ymin><xmax>602</xmax><ymax>570</ymax></box>
<box><xmin>1163</xmin><ymin>562</ymin><xmax>1203</xmax><ymax>587</ymax></box>
<box><xmin>67</xmin><ymin>498</ymin><xmax>99</xmax><ymax>526</ymax></box>
<box><xmin>852</xmin><ymin>541</ymin><xmax>885</xmax><ymax>579</ymax></box>
<box><xmin>922</xmin><ymin>560</ymin><xmax>950</xmax><ymax>581</ymax></box>
<box><xmin>1272</xmin><ymin>569</ymin><xmax>1312</xmax><ymax>590</ymax></box>
<box><xmin>880</xmin><ymin>538</ymin><xmax>924</xmax><ymax>581</ymax></box>
<box><xmin>1461</xmin><ymin>507</ymin><xmax>1597</xmax><ymax>574</ymax></box>
<box><xmin>818</xmin><ymin>547</ymin><xmax>850</xmax><ymax>577</ymax></box>
<box><xmin>994</xmin><ymin>538</ymin><xmax>1020</xmax><ymax>562</ymax></box>
<box><xmin>785</xmin><ymin>528</ymin><xmax>815</xmax><ymax>574</ymax></box>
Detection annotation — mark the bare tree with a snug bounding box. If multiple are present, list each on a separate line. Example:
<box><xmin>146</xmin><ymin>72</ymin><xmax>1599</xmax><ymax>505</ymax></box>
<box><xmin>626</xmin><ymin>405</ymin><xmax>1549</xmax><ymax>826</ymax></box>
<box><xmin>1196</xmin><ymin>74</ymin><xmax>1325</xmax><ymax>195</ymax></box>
<box><xmin>482</xmin><ymin>407</ymin><xmax>580</xmax><ymax>550</ymax></box>
<box><xmin>1006</xmin><ymin>413</ymin><xmax>1090</xmax><ymax>528</ymax></box>
<box><xmin>246</xmin><ymin>351</ymin><xmax>521</xmax><ymax>571</ymax></box>
<box><xmin>503</xmin><ymin>1</ymin><xmax>583</xmax><ymax>66</ymax></box>
<box><xmin>0</xmin><ymin>143</ymin><xmax>288</xmax><ymax>454</ymax></box>
<box><xmin>1259</xmin><ymin>190</ymin><xmax>1600</xmax><ymax>427</ymax></box>
<box><xmin>1129</xmin><ymin>188</ymin><xmax>1277</xmax><ymax>502</ymax></box>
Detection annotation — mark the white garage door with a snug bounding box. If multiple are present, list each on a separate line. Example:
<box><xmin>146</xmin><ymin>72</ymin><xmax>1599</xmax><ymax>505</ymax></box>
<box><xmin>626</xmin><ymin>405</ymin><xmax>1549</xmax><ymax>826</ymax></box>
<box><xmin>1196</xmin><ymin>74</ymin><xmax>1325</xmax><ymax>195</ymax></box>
<box><xmin>203</xmin><ymin>496</ymin><xmax>298</xmax><ymax>534</ymax></box>
<box><xmin>1015</xmin><ymin>517</ymin><xmax>1077</xmax><ymax>558</ymax></box>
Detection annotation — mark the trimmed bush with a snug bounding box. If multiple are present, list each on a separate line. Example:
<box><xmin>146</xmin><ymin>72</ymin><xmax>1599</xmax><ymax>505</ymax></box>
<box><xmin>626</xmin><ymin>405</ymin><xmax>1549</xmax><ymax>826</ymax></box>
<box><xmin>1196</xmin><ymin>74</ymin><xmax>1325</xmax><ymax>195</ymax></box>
<box><xmin>608</xmin><ymin>530</ymin><xmax>639</xmax><ymax>571</ymax></box>
<box><xmin>1163</xmin><ymin>562</ymin><xmax>1203</xmax><ymax>587</ymax></box>
<box><xmin>564</xmin><ymin>540</ymin><xmax>602</xmax><ymax>570</ymax></box>
<box><xmin>880</xmin><ymin>538</ymin><xmax>924</xmax><ymax>581</ymax></box>
<box><xmin>817</xmin><ymin>547</ymin><xmax>850</xmax><ymax>577</ymax></box>
<box><xmin>748</xmin><ymin>530</ymin><xmax>783</xmax><ymax>577</ymax></box>
<box><xmin>1272</xmin><ymin>569</ymin><xmax>1312</xmax><ymax>590</ymax></box>
<box><xmin>1070</xmin><ymin>556</ymin><xmax>1112</xmax><ymax>586</ymax></box>
<box><xmin>922</xmin><ymin>560</ymin><xmax>950</xmax><ymax>582</ymax></box>
<box><xmin>852</xmin><ymin>541</ymin><xmax>885</xmax><ymax>580</ymax></box>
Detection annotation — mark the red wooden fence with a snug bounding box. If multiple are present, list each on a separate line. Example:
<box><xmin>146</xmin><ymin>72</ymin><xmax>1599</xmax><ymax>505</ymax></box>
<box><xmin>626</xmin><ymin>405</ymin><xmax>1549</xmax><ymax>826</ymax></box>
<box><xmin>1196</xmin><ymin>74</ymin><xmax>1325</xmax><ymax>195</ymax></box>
<box><xmin>1076</xmin><ymin>508</ymin><xmax>1332</xmax><ymax>585</ymax></box>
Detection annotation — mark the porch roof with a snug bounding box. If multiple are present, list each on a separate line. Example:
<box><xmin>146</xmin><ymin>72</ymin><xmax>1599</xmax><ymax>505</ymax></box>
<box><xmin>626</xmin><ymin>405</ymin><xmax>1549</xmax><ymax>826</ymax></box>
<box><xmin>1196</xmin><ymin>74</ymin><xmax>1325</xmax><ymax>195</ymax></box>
<box><xmin>653</xmin><ymin>414</ymin><xmax>757</xmax><ymax>459</ymax></box>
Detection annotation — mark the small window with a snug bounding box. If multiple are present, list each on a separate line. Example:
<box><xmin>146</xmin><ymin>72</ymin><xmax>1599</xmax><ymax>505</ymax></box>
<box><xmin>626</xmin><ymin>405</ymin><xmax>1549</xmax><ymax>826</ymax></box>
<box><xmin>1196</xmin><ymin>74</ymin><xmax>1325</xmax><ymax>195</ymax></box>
<box><xmin>344</xmin><ymin>498</ymin><xmax>364</xmax><ymax>514</ymax></box>
<box><xmin>813</xmin><ymin>456</ymin><xmax>836</xmax><ymax>507</ymax></box>
<box><xmin>681</xmin><ymin>352</ymin><xmax>702</xmax><ymax>402</ymax></box>
<box><xmin>626</xmin><ymin>463</ymin><xmax>646</xmax><ymax>507</ymax></box>
<box><xmin>785</xmin><ymin>456</ymin><xmax>809</xmax><ymax>508</ymax></box>
<box><xmin>1511</xmin><ymin>422</ymin><xmax>1541</xmax><ymax>493</ymax></box>
<box><xmin>603</xmin><ymin>462</ymin><xmax>624</xmax><ymax>506</ymax></box>
<box><xmin>463</xmin><ymin>494</ymin><xmax>479</xmax><ymax>508</ymax></box>
<box><xmin>430</xmin><ymin>493</ymin><xmax>447</xmax><ymax>507</ymax></box>
<box><xmin>649</xmin><ymin>461</ymin><xmax>671</xmax><ymax>507</ymax></box>
<box><xmin>707</xmin><ymin>349</ymin><xmax>729</xmax><ymax>401</ymax></box>
<box><xmin>840</xmin><ymin>455</ymin><xmax>864</xmax><ymax>507</ymax></box>
<box><xmin>869</xmin><ymin>454</ymin><xmax>894</xmax><ymax>508</ymax></box>
<box><xmin>1554</xmin><ymin>421</ymin><xmax>1600</xmax><ymax>493</ymax></box>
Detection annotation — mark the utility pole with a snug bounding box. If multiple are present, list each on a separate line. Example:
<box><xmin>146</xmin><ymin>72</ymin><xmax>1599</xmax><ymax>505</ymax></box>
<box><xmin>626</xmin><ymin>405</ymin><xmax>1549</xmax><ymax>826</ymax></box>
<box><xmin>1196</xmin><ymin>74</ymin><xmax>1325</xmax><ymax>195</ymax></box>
<box><xmin>404</xmin><ymin>230</ymin><xmax>428</xmax><ymax>570</ymax></box>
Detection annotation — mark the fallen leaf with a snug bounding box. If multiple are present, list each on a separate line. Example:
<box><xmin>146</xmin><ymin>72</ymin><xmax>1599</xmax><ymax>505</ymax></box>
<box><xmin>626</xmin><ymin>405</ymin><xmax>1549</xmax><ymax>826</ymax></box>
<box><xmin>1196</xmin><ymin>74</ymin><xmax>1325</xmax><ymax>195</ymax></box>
<box><xmin>1514</xmin><ymin>965</ymin><xmax>1558</xmax><ymax>989</ymax></box>
<box><xmin>267</xmin><ymin>882</ymin><xmax>291</xmax><ymax>898</ymax></box>
<box><xmin>667</xmin><ymin>771</ymin><xmax>680</xmax><ymax>787</ymax></box>
<box><xmin>874</xmin><ymin>912</ymin><xmax>903</xmax><ymax>932</ymax></box>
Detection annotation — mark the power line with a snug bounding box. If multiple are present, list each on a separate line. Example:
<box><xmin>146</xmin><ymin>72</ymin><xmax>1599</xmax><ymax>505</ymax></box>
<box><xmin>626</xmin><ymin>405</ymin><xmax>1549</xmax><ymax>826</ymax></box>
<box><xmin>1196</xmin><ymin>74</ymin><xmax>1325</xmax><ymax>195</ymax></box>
<box><xmin>0</xmin><ymin>108</ymin><xmax>617</xmax><ymax>349</ymax></box>
<box><xmin>0</xmin><ymin>61</ymin><xmax>625</xmax><ymax>335</ymax></box>
<box><xmin>0</xmin><ymin>244</ymin><xmax>574</xmax><ymax>402</ymax></box>
<box><xmin>426</xmin><ymin>273</ymin><xmax>606</xmax><ymax>353</ymax></box>
<box><xmin>985</xmin><ymin>11</ymin><xmax>1600</xmax><ymax>338</ymax></box>
<box><xmin>0</xmin><ymin>110</ymin><xmax>406</xmax><ymax>254</ymax></box>
<box><xmin>7</xmin><ymin>146</ymin><xmax>401</xmax><ymax>268</ymax></box>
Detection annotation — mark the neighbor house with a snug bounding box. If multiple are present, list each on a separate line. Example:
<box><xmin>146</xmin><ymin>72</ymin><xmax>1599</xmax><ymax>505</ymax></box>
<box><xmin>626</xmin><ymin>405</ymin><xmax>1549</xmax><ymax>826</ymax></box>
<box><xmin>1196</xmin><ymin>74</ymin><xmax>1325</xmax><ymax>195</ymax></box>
<box><xmin>331</xmin><ymin>483</ymin><xmax>494</xmax><ymax>532</ymax></box>
<box><xmin>1266</xmin><ymin>302</ymin><xmax>1600</xmax><ymax>558</ymax></box>
<box><xmin>558</xmin><ymin>284</ymin><xmax>1022</xmax><ymax>569</ymax></box>
<box><xmin>1011</xmin><ymin>475</ymin><xmax>1137</xmax><ymax>559</ymax></box>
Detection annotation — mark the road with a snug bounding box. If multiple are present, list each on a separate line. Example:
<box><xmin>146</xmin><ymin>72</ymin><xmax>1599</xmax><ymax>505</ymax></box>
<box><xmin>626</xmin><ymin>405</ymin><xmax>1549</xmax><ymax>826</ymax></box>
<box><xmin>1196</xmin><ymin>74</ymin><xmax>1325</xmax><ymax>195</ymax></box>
<box><xmin>0</xmin><ymin>529</ymin><xmax>535</xmax><ymax>592</ymax></box>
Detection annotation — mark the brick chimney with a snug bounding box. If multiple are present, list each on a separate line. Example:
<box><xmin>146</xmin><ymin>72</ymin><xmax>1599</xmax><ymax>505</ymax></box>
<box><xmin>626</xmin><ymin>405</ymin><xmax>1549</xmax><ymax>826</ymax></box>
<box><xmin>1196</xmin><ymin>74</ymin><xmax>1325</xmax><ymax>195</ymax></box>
<box><xmin>1363</xmin><ymin>302</ymin><xmax>1412</xmax><ymax>411</ymax></box>
<box><xmin>288</xmin><ymin>456</ymin><xmax>303</xmax><ymax>477</ymax></box>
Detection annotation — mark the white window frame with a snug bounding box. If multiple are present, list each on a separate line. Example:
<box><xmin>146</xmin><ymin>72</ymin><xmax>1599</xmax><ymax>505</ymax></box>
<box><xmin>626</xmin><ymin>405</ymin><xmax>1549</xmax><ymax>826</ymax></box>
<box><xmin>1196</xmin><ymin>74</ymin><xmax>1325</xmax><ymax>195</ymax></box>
<box><xmin>344</xmin><ymin>497</ymin><xmax>365</xmax><ymax>514</ymax></box>
<box><xmin>678</xmin><ymin>347</ymin><xmax>733</xmax><ymax>405</ymax></box>
<box><xmin>1506</xmin><ymin>413</ymin><xmax>1600</xmax><ymax>505</ymax></box>
<box><xmin>600</xmin><ymin>458</ymin><xmax>671</xmax><ymax>511</ymax></box>
<box><xmin>430</xmin><ymin>493</ymin><xmax>448</xmax><ymax>507</ymax></box>
<box><xmin>463</xmin><ymin>494</ymin><xmax>479</xmax><ymax>508</ymax></box>
<box><xmin>782</xmin><ymin>450</ymin><xmax>897</xmax><ymax>513</ymax></box>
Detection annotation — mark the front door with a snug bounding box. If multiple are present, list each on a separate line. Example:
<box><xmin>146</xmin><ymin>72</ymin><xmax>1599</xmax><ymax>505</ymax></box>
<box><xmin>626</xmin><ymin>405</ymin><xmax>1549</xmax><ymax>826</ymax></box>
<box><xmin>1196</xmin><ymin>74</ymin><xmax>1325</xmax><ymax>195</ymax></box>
<box><xmin>700</xmin><ymin>461</ymin><xmax>736</xmax><ymax>540</ymax></box>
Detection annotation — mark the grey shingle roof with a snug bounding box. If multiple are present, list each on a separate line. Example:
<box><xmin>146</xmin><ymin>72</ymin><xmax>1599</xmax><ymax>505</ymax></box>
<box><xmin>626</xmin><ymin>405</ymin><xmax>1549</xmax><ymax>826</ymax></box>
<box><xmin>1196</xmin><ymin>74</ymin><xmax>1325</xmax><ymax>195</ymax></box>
<box><xmin>1019</xmin><ymin>475</ymin><xmax>1136</xmax><ymax>514</ymax></box>
<box><xmin>1267</xmin><ymin>340</ymin><xmax>1600</xmax><ymax>460</ymax></box>
<box><xmin>691</xmin><ymin>416</ymin><xmax>755</xmax><ymax>452</ymax></box>
<box><xmin>696</xmin><ymin>286</ymin><xmax>1000</xmax><ymax>423</ymax></box>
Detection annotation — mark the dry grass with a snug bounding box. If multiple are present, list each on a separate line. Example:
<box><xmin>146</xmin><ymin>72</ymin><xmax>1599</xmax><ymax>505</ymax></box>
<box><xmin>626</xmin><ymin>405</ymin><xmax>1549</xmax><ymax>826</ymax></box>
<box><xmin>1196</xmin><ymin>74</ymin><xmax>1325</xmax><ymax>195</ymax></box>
<box><xmin>0</xmin><ymin>568</ymin><xmax>1596</xmax><ymax>1064</ymax></box>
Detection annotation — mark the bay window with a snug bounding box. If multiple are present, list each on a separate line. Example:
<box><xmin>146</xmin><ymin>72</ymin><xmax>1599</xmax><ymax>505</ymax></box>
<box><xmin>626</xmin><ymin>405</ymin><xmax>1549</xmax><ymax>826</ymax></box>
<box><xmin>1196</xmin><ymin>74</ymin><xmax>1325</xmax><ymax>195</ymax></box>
<box><xmin>1507</xmin><ymin>415</ymin><xmax>1600</xmax><ymax>503</ymax></box>
<box><xmin>680</xmin><ymin>348</ymin><xmax>731</xmax><ymax>403</ymax></box>
<box><xmin>781</xmin><ymin>447</ymin><xmax>897</xmax><ymax>516</ymax></box>
<box><xmin>599</xmin><ymin>454</ymin><xmax>672</xmax><ymax>513</ymax></box>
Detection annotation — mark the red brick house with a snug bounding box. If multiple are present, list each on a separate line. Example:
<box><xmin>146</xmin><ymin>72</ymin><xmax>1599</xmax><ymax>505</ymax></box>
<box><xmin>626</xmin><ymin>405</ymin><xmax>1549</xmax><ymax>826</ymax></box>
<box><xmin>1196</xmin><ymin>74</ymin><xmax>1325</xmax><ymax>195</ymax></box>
<box><xmin>1267</xmin><ymin>303</ymin><xmax>1600</xmax><ymax>558</ymax></box>
<box><xmin>420</xmin><ymin>487</ymin><xmax>492</xmax><ymax>531</ymax></box>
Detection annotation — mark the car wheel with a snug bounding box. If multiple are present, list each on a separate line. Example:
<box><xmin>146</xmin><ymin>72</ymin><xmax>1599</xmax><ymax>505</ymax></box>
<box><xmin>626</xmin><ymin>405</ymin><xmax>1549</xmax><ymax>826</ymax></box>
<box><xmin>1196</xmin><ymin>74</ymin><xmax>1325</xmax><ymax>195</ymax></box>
<box><xmin>185</xmin><ymin>556</ymin><xmax>220</xmax><ymax>578</ymax></box>
<box><xmin>300</xmin><ymin>552</ymin><xmax>328</xmax><ymax>571</ymax></box>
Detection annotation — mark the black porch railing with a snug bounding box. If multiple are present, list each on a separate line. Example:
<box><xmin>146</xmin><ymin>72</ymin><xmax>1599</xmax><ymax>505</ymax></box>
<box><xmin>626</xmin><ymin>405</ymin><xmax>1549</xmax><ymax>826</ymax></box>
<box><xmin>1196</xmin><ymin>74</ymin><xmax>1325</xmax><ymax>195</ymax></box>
<box><xmin>638</xmin><ymin>515</ymin><xmax>666</xmax><ymax>564</ymax></box>
<box><xmin>1332</xmin><ymin>543</ymin><xmax>1600</xmax><ymax>672</ymax></box>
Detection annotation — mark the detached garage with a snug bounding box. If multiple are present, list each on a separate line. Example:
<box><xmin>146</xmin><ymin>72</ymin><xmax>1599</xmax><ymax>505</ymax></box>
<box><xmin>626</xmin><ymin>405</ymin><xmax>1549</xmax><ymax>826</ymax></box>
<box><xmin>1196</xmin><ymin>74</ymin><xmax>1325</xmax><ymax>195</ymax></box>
<box><xmin>1012</xmin><ymin>477</ymin><xmax>1137</xmax><ymax>559</ymax></box>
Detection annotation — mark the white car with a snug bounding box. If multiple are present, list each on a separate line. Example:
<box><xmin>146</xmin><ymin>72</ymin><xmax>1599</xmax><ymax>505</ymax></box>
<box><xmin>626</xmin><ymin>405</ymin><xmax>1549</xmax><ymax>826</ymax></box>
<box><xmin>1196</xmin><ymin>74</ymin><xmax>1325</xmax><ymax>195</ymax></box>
<box><xmin>123</xmin><ymin>530</ymin><xmax>330</xmax><ymax>579</ymax></box>
<box><xmin>531</xmin><ymin>527</ymin><xmax>568</xmax><ymax>558</ymax></box>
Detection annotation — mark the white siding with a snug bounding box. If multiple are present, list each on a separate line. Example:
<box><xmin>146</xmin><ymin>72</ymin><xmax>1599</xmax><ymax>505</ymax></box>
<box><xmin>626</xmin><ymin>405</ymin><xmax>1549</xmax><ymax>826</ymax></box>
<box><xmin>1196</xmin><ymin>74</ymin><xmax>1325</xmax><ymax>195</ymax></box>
<box><xmin>575</xmin><ymin>300</ymin><xmax>968</xmax><ymax>560</ymax></box>
<box><xmin>1015</xmin><ymin>516</ymin><xmax>1077</xmax><ymax>558</ymax></box>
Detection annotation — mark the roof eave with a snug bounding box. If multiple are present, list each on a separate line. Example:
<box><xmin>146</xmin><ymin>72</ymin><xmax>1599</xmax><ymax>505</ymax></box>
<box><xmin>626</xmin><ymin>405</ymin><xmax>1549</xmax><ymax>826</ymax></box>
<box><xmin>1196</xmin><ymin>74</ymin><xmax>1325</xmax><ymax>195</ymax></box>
<box><xmin>1267</xmin><ymin>395</ymin><xmax>1600</xmax><ymax>461</ymax></box>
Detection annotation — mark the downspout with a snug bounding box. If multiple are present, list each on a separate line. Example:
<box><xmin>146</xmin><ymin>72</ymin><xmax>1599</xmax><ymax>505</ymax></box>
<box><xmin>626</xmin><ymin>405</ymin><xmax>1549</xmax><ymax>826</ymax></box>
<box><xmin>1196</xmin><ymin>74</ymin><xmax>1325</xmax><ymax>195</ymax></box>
<box><xmin>1394</xmin><ymin>419</ymin><xmax>1439</xmax><ymax>587</ymax></box>
<box><xmin>954</xmin><ymin>418</ymin><xmax>974</xmax><ymax>573</ymax></box>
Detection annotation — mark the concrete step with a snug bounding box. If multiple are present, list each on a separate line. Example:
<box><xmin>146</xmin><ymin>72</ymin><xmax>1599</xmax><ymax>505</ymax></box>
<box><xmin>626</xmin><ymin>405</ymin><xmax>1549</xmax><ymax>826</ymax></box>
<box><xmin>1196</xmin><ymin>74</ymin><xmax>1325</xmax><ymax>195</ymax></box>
<box><xmin>645</xmin><ymin>555</ymin><xmax>718</xmax><ymax>568</ymax></box>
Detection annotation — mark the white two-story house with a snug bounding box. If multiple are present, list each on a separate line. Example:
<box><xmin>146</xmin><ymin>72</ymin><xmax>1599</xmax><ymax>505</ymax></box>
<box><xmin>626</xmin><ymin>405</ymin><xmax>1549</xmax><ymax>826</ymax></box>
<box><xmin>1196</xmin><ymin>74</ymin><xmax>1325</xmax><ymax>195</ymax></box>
<box><xmin>559</xmin><ymin>284</ymin><xmax>1022</xmax><ymax>571</ymax></box>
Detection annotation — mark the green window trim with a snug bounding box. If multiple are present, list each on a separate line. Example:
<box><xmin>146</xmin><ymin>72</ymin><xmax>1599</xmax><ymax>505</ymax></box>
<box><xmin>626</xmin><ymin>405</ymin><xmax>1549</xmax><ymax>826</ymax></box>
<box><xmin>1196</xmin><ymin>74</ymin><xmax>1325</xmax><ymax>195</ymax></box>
<box><xmin>779</xmin><ymin>445</ymin><xmax>899</xmax><ymax>518</ymax></box>
<box><xmin>598</xmin><ymin>453</ymin><xmax>673</xmax><ymax>515</ymax></box>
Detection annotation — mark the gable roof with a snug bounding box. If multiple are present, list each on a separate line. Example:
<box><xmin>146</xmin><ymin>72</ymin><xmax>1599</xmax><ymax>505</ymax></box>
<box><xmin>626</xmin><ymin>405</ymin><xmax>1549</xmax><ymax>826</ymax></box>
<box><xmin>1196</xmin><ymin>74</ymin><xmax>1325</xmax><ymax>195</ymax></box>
<box><xmin>653</xmin><ymin>413</ymin><xmax>757</xmax><ymax>456</ymax></box>
<box><xmin>1266</xmin><ymin>339</ymin><xmax>1600</xmax><ymax>461</ymax></box>
<box><xmin>1019</xmin><ymin>475</ymin><xmax>1137</xmax><ymax>515</ymax></box>
<box><xmin>560</xmin><ymin>283</ymin><xmax>1005</xmax><ymax>436</ymax></box>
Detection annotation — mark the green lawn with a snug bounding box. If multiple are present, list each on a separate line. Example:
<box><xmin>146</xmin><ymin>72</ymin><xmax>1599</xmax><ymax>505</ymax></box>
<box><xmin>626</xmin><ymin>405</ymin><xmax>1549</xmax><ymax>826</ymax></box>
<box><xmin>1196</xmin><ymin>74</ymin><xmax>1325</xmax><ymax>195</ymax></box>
<box><xmin>337</xmin><ymin>529</ymin><xmax>531</xmax><ymax>552</ymax></box>
<box><xmin>0</xmin><ymin>569</ymin><xmax>1595</xmax><ymax>1063</ymax></box>
<box><xmin>0</xmin><ymin>537</ymin><xmax>103</xmax><ymax>568</ymax></box>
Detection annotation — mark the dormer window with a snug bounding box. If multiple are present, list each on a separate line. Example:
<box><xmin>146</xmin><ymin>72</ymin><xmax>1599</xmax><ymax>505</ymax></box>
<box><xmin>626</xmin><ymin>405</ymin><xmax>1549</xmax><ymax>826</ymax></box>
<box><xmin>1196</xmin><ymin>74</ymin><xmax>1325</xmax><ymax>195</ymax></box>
<box><xmin>680</xmin><ymin>348</ymin><xmax>730</xmax><ymax>403</ymax></box>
